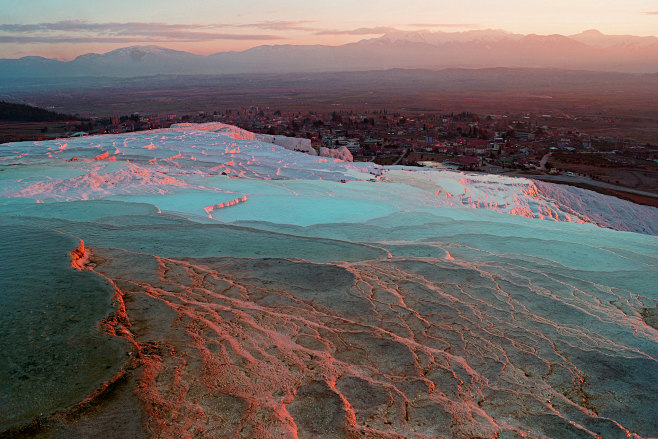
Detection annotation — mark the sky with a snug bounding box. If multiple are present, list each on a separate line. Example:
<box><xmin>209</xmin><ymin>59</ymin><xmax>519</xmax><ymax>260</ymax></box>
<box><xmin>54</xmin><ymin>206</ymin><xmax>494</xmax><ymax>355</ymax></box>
<box><xmin>1</xmin><ymin>0</ymin><xmax>657</xmax><ymax>59</ymax></box>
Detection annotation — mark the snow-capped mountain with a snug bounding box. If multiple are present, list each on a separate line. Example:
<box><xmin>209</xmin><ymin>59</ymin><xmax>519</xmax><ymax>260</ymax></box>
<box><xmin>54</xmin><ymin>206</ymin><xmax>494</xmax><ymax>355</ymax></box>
<box><xmin>364</xmin><ymin>29</ymin><xmax>520</xmax><ymax>45</ymax></box>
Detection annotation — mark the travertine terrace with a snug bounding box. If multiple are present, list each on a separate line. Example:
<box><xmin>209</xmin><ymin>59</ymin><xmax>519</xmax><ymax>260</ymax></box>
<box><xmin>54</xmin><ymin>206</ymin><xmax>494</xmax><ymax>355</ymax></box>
<box><xmin>0</xmin><ymin>123</ymin><xmax>656</xmax><ymax>438</ymax></box>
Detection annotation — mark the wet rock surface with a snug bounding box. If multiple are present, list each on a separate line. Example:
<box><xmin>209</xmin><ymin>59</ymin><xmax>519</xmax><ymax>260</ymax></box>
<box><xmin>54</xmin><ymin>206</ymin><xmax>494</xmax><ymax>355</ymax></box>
<box><xmin>69</xmin><ymin>242</ymin><xmax>656</xmax><ymax>438</ymax></box>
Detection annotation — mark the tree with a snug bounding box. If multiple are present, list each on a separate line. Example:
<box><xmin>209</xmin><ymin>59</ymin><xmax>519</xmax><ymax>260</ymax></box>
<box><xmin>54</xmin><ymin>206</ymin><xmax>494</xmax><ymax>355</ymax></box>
<box><xmin>0</xmin><ymin>101</ymin><xmax>78</xmax><ymax>122</ymax></box>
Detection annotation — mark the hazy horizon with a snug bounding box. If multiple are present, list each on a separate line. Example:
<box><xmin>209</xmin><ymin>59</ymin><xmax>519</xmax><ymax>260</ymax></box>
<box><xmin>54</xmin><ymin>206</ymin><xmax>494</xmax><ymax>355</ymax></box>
<box><xmin>1</xmin><ymin>28</ymin><xmax>657</xmax><ymax>61</ymax></box>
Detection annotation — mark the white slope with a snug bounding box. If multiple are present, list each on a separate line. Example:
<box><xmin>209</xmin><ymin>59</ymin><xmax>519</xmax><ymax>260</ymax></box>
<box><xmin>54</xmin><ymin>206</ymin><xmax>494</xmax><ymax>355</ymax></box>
<box><xmin>0</xmin><ymin>122</ymin><xmax>655</xmax><ymax>234</ymax></box>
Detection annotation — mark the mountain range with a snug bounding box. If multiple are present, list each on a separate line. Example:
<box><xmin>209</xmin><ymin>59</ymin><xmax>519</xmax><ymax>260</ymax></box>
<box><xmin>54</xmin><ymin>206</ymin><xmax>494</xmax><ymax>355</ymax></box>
<box><xmin>2</xmin><ymin>29</ymin><xmax>657</xmax><ymax>79</ymax></box>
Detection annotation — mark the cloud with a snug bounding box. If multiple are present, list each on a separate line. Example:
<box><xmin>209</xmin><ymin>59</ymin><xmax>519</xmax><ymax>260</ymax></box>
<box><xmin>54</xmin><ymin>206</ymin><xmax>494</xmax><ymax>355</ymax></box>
<box><xmin>407</xmin><ymin>23</ymin><xmax>479</xmax><ymax>28</ymax></box>
<box><xmin>0</xmin><ymin>35</ymin><xmax>153</xmax><ymax>44</ymax></box>
<box><xmin>0</xmin><ymin>21</ymin><xmax>284</xmax><ymax>43</ymax></box>
<box><xmin>0</xmin><ymin>34</ymin><xmax>283</xmax><ymax>44</ymax></box>
<box><xmin>0</xmin><ymin>21</ymin><xmax>212</xmax><ymax>33</ymax></box>
<box><xmin>315</xmin><ymin>26</ymin><xmax>400</xmax><ymax>36</ymax></box>
<box><xmin>238</xmin><ymin>20</ymin><xmax>315</xmax><ymax>31</ymax></box>
<box><xmin>644</xmin><ymin>11</ymin><xmax>658</xmax><ymax>15</ymax></box>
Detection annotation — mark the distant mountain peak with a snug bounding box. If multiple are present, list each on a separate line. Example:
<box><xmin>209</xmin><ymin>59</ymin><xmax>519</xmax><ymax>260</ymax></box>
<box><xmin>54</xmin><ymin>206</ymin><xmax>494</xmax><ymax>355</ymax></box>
<box><xmin>104</xmin><ymin>45</ymin><xmax>185</xmax><ymax>56</ymax></box>
<box><xmin>569</xmin><ymin>29</ymin><xmax>658</xmax><ymax>47</ymax></box>
<box><xmin>523</xmin><ymin>33</ymin><xmax>579</xmax><ymax>42</ymax></box>
<box><xmin>71</xmin><ymin>45</ymin><xmax>190</xmax><ymax>62</ymax></box>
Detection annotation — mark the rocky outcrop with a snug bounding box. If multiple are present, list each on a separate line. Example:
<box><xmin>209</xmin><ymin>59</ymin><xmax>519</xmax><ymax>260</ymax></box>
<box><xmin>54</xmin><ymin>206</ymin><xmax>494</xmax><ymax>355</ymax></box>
<box><xmin>319</xmin><ymin>146</ymin><xmax>353</xmax><ymax>162</ymax></box>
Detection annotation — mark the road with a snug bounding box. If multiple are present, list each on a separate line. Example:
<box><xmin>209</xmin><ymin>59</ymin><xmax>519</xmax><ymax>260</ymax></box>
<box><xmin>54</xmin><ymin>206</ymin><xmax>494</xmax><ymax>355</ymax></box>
<box><xmin>392</xmin><ymin>149</ymin><xmax>408</xmax><ymax>166</ymax></box>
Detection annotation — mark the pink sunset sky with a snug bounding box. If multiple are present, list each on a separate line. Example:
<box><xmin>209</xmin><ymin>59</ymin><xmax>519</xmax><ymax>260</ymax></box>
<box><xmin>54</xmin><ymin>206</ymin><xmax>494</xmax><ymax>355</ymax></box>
<box><xmin>1</xmin><ymin>0</ymin><xmax>657</xmax><ymax>59</ymax></box>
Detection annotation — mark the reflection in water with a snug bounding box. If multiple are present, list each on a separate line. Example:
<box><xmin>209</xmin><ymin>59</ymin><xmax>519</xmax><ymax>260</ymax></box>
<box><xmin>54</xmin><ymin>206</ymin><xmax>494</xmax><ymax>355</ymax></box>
<box><xmin>0</xmin><ymin>226</ymin><xmax>127</xmax><ymax>429</ymax></box>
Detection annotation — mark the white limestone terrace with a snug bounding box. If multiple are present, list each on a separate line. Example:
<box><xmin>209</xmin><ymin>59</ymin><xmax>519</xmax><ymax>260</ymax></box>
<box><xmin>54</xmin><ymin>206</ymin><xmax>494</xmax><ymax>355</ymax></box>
<box><xmin>0</xmin><ymin>123</ymin><xmax>657</xmax><ymax>438</ymax></box>
<box><xmin>0</xmin><ymin>122</ymin><xmax>655</xmax><ymax>234</ymax></box>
